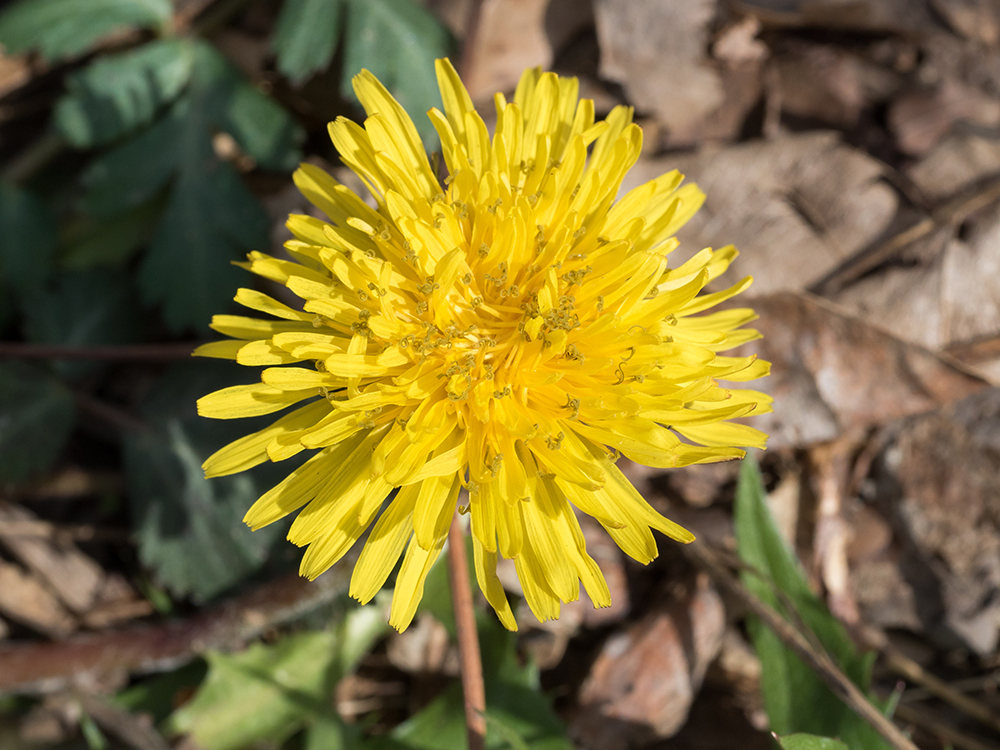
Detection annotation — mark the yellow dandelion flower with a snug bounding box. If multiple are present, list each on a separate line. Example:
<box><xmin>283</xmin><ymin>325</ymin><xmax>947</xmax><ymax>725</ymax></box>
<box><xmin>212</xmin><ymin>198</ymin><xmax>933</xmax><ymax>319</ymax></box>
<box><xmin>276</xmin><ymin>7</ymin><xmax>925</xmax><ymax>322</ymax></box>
<box><xmin>196</xmin><ymin>59</ymin><xmax>771</xmax><ymax>632</ymax></box>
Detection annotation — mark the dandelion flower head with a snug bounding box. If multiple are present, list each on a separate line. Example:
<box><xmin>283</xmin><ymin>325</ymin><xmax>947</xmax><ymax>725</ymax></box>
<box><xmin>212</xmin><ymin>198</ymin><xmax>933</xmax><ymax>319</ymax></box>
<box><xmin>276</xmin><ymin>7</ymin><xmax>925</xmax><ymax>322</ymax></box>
<box><xmin>196</xmin><ymin>59</ymin><xmax>771</xmax><ymax>632</ymax></box>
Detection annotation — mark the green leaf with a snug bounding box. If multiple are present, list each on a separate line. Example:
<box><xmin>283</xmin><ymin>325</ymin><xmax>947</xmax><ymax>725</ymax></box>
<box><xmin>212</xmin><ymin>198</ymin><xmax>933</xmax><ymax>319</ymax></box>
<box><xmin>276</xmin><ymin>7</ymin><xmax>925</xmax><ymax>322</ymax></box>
<box><xmin>777</xmin><ymin>734</ymin><xmax>850</xmax><ymax>750</ymax></box>
<box><xmin>0</xmin><ymin>183</ymin><xmax>57</xmax><ymax>294</ymax></box>
<box><xmin>114</xmin><ymin>661</ymin><xmax>208</xmax><ymax>726</ymax></box>
<box><xmin>304</xmin><ymin>713</ymin><xmax>359</xmax><ymax>750</ymax></box>
<box><xmin>340</xmin><ymin>0</ymin><xmax>452</xmax><ymax>140</ymax></box>
<box><xmin>125</xmin><ymin>360</ymin><xmax>292</xmax><ymax>600</ymax></box>
<box><xmin>734</xmin><ymin>457</ymin><xmax>892</xmax><ymax>748</ymax></box>
<box><xmin>81</xmin><ymin>40</ymin><xmax>302</xmax><ymax>331</ymax></box>
<box><xmin>0</xmin><ymin>361</ymin><xmax>75</xmax><ymax>483</ymax></box>
<box><xmin>22</xmin><ymin>269</ymin><xmax>146</xmax><ymax>378</ymax></box>
<box><xmin>55</xmin><ymin>39</ymin><xmax>195</xmax><ymax>148</ymax></box>
<box><xmin>60</xmin><ymin>198</ymin><xmax>163</xmax><ymax>269</ymax></box>
<box><xmin>377</xmin><ymin>616</ymin><xmax>570</xmax><ymax>750</ymax></box>
<box><xmin>0</xmin><ymin>0</ymin><xmax>172</xmax><ymax>61</ymax></box>
<box><xmin>273</xmin><ymin>0</ymin><xmax>343</xmax><ymax>86</ymax></box>
<box><xmin>166</xmin><ymin>606</ymin><xmax>389</xmax><ymax>750</ymax></box>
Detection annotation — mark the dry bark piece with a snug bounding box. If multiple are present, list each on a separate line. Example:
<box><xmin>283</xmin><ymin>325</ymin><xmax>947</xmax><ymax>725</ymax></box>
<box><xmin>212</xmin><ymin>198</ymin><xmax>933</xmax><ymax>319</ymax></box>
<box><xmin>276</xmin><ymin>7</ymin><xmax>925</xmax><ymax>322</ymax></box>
<box><xmin>908</xmin><ymin>131</ymin><xmax>1000</xmax><ymax>202</ymax></box>
<box><xmin>595</xmin><ymin>0</ymin><xmax>723</xmax><ymax>145</ymax></box>
<box><xmin>864</xmin><ymin>387</ymin><xmax>1000</xmax><ymax>655</ymax></box>
<box><xmin>889</xmin><ymin>80</ymin><xmax>1000</xmax><ymax>156</ymax></box>
<box><xmin>734</xmin><ymin>292</ymin><xmax>987</xmax><ymax>448</ymax></box>
<box><xmin>572</xmin><ymin>574</ymin><xmax>725</xmax><ymax>749</ymax></box>
<box><xmin>0</xmin><ymin>561</ymin><xmax>76</xmax><ymax>639</ymax></box>
<box><xmin>627</xmin><ymin>133</ymin><xmax>897</xmax><ymax>295</ymax></box>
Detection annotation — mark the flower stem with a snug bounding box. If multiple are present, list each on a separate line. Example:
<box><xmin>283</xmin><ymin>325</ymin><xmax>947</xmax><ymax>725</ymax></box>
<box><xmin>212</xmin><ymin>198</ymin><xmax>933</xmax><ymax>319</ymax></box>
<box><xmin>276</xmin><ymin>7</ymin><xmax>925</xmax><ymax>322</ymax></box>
<box><xmin>447</xmin><ymin>514</ymin><xmax>486</xmax><ymax>750</ymax></box>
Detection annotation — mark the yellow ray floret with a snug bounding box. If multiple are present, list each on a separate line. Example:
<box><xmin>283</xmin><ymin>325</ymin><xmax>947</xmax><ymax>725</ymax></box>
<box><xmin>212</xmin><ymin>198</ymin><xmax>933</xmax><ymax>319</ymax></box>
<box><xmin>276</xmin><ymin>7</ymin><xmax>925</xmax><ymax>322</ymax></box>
<box><xmin>197</xmin><ymin>59</ymin><xmax>771</xmax><ymax>632</ymax></box>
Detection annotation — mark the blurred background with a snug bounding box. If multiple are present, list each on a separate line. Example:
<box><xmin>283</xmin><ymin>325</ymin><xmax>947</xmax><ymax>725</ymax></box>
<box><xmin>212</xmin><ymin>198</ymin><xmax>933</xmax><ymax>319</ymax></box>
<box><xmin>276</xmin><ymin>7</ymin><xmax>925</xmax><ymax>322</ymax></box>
<box><xmin>0</xmin><ymin>0</ymin><xmax>999</xmax><ymax>748</ymax></box>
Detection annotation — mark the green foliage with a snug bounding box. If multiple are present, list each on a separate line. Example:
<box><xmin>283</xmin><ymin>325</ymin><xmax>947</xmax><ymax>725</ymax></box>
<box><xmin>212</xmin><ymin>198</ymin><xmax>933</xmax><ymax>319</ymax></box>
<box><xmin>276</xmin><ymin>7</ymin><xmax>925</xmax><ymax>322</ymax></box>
<box><xmin>377</xmin><ymin>615</ymin><xmax>571</xmax><ymax>750</ymax></box>
<box><xmin>273</xmin><ymin>0</ymin><xmax>451</xmax><ymax>138</ymax></box>
<box><xmin>273</xmin><ymin>0</ymin><xmax>343</xmax><ymax>86</ymax></box>
<box><xmin>22</xmin><ymin>269</ymin><xmax>146</xmax><ymax>378</ymax></box>
<box><xmin>166</xmin><ymin>604</ymin><xmax>390</xmax><ymax>750</ymax></box>
<box><xmin>55</xmin><ymin>39</ymin><xmax>195</xmax><ymax>148</ymax></box>
<box><xmin>0</xmin><ymin>0</ymin><xmax>172</xmax><ymax>60</ymax></box>
<box><xmin>124</xmin><ymin>360</ymin><xmax>293</xmax><ymax>601</ymax></box>
<box><xmin>777</xmin><ymin>735</ymin><xmax>850</xmax><ymax>750</ymax></box>
<box><xmin>81</xmin><ymin>39</ymin><xmax>302</xmax><ymax>331</ymax></box>
<box><xmin>734</xmin><ymin>457</ymin><xmax>893</xmax><ymax>749</ymax></box>
<box><xmin>60</xmin><ymin>199</ymin><xmax>163</xmax><ymax>269</ymax></box>
<box><xmin>0</xmin><ymin>361</ymin><xmax>75</xmax><ymax>483</ymax></box>
<box><xmin>0</xmin><ymin>183</ymin><xmax>57</xmax><ymax>299</ymax></box>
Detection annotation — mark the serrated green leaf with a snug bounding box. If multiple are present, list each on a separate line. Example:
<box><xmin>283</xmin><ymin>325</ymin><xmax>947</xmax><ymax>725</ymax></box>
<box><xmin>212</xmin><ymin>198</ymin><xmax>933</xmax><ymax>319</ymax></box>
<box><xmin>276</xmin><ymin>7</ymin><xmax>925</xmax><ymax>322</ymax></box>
<box><xmin>0</xmin><ymin>183</ymin><xmax>57</xmax><ymax>294</ymax></box>
<box><xmin>734</xmin><ymin>457</ymin><xmax>893</xmax><ymax>748</ymax></box>
<box><xmin>22</xmin><ymin>268</ymin><xmax>146</xmax><ymax>379</ymax></box>
<box><xmin>60</xmin><ymin>198</ymin><xmax>163</xmax><ymax>269</ymax></box>
<box><xmin>55</xmin><ymin>39</ymin><xmax>195</xmax><ymax>148</ymax></box>
<box><xmin>0</xmin><ymin>0</ymin><xmax>172</xmax><ymax>61</ymax></box>
<box><xmin>0</xmin><ymin>361</ymin><xmax>75</xmax><ymax>483</ymax></box>
<box><xmin>125</xmin><ymin>360</ymin><xmax>292</xmax><ymax>600</ymax></box>
<box><xmin>80</xmin><ymin>40</ymin><xmax>302</xmax><ymax>332</ymax></box>
<box><xmin>137</xmin><ymin>147</ymin><xmax>266</xmax><ymax>332</ymax></box>
<box><xmin>273</xmin><ymin>0</ymin><xmax>342</xmax><ymax>86</ymax></box>
<box><xmin>777</xmin><ymin>734</ymin><xmax>850</xmax><ymax>750</ymax></box>
<box><xmin>166</xmin><ymin>606</ymin><xmax>389</xmax><ymax>750</ymax></box>
<box><xmin>340</xmin><ymin>0</ymin><xmax>451</xmax><ymax>140</ymax></box>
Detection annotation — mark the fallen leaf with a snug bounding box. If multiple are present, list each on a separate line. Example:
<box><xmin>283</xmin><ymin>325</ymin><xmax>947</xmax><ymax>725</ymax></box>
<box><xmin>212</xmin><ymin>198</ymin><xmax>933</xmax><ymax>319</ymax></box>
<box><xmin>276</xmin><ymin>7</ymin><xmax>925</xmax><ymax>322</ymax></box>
<box><xmin>0</xmin><ymin>504</ymin><xmax>104</xmax><ymax>615</ymax></box>
<box><xmin>595</xmin><ymin>0</ymin><xmax>723</xmax><ymax>144</ymax></box>
<box><xmin>572</xmin><ymin>574</ymin><xmax>724</xmax><ymax>748</ymax></box>
<box><xmin>736</xmin><ymin>0</ymin><xmax>940</xmax><ymax>33</ymax></box>
<box><xmin>733</xmin><ymin>292</ymin><xmax>986</xmax><ymax>447</ymax></box>
<box><xmin>833</xmin><ymin>204</ymin><xmax>1000</xmax><ymax>382</ymax></box>
<box><xmin>462</xmin><ymin>0</ymin><xmax>593</xmax><ymax>100</ymax></box>
<box><xmin>907</xmin><ymin>130</ymin><xmax>1000</xmax><ymax>202</ymax></box>
<box><xmin>928</xmin><ymin>0</ymin><xmax>1000</xmax><ymax>45</ymax></box>
<box><xmin>888</xmin><ymin>80</ymin><xmax>1000</xmax><ymax>155</ymax></box>
<box><xmin>864</xmin><ymin>387</ymin><xmax>1000</xmax><ymax>655</ymax></box>
<box><xmin>0</xmin><ymin>561</ymin><xmax>75</xmax><ymax>638</ymax></box>
<box><xmin>626</xmin><ymin>133</ymin><xmax>897</xmax><ymax>294</ymax></box>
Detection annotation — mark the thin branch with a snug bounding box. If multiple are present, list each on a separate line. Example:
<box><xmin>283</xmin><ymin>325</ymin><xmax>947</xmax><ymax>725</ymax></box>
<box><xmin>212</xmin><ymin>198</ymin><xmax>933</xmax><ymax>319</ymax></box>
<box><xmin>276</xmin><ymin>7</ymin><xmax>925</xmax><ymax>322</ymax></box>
<box><xmin>447</xmin><ymin>515</ymin><xmax>486</xmax><ymax>750</ymax></box>
<box><xmin>856</xmin><ymin>624</ymin><xmax>1000</xmax><ymax>736</ymax></box>
<box><xmin>813</xmin><ymin>176</ymin><xmax>1000</xmax><ymax>296</ymax></box>
<box><xmin>893</xmin><ymin>704</ymin><xmax>999</xmax><ymax>750</ymax></box>
<box><xmin>684</xmin><ymin>543</ymin><xmax>921</xmax><ymax>750</ymax></box>
<box><xmin>0</xmin><ymin>342</ymin><xmax>197</xmax><ymax>361</ymax></box>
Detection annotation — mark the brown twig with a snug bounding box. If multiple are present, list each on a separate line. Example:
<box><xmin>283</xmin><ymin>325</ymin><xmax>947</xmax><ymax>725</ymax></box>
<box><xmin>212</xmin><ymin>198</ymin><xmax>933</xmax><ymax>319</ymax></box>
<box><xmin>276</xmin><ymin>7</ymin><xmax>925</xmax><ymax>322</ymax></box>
<box><xmin>447</xmin><ymin>516</ymin><xmax>486</xmax><ymax>750</ymax></box>
<box><xmin>75</xmin><ymin>692</ymin><xmax>171</xmax><ymax>750</ymax></box>
<box><xmin>813</xmin><ymin>176</ymin><xmax>1000</xmax><ymax>296</ymax></box>
<box><xmin>0</xmin><ymin>342</ymin><xmax>197</xmax><ymax>361</ymax></box>
<box><xmin>893</xmin><ymin>704</ymin><xmax>999</xmax><ymax>750</ymax></box>
<box><xmin>856</xmin><ymin>624</ymin><xmax>1000</xmax><ymax>736</ymax></box>
<box><xmin>685</xmin><ymin>543</ymin><xmax>920</xmax><ymax>750</ymax></box>
<box><xmin>0</xmin><ymin>567</ymin><xmax>351</xmax><ymax>694</ymax></box>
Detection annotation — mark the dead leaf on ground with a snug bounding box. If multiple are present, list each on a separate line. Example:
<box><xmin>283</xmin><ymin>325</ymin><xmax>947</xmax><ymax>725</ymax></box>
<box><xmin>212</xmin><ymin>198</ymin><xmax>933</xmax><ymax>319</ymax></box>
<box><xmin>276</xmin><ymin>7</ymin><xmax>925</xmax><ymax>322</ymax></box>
<box><xmin>0</xmin><ymin>561</ymin><xmax>76</xmax><ymax>639</ymax></box>
<box><xmin>862</xmin><ymin>387</ymin><xmax>1000</xmax><ymax>655</ymax></box>
<box><xmin>572</xmin><ymin>573</ymin><xmax>725</xmax><ymax>749</ymax></box>
<box><xmin>732</xmin><ymin>292</ymin><xmax>987</xmax><ymax>447</ymax></box>
<box><xmin>736</xmin><ymin>0</ymin><xmax>940</xmax><ymax>33</ymax></box>
<box><xmin>929</xmin><ymin>0</ymin><xmax>1000</xmax><ymax>45</ymax></box>
<box><xmin>908</xmin><ymin>130</ymin><xmax>1000</xmax><ymax>201</ymax></box>
<box><xmin>461</xmin><ymin>0</ymin><xmax>593</xmax><ymax>100</ymax></box>
<box><xmin>834</xmin><ymin>203</ymin><xmax>1000</xmax><ymax>382</ymax></box>
<box><xmin>627</xmin><ymin>133</ymin><xmax>898</xmax><ymax>294</ymax></box>
<box><xmin>595</xmin><ymin>0</ymin><xmax>723</xmax><ymax>145</ymax></box>
<box><xmin>773</xmin><ymin>43</ymin><xmax>899</xmax><ymax>126</ymax></box>
<box><xmin>888</xmin><ymin>80</ymin><xmax>1000</xmax><ymax>155</ymax></box>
